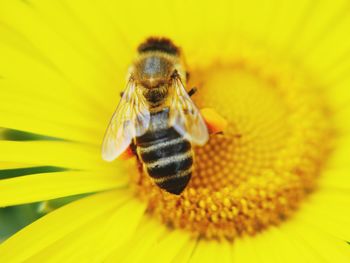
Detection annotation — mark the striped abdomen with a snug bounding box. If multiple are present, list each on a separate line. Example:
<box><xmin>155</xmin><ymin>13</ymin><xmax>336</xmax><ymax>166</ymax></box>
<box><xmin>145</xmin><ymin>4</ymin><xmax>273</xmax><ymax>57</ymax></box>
<box><xmin>136</xmin><ymin>109</ymin><xmax>193</xmax><ymax>195</ymax></box>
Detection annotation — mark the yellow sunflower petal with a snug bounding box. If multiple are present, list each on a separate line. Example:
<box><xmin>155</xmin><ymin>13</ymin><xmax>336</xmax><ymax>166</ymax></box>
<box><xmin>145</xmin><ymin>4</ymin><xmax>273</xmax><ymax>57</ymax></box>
<box><xmin>326</xmin><ymin>80</ymin><xmax>350</xmax><ymax>110</ymax></box>
<box><xmin>20</xmin><ymin>0</ymin><xmax>118</xmax><ymax>71</ymax></box>
<box><xmin>0</xmin><ymin>162</ymin><xmax>36</xmax><ymax>170</ymax></box>
<box><xmin>231</xmin><ymin>237</ymin><xmax>259</xmax><ymax>263</ymax></box>
<box><xmin>104</xmin><ymin>217</ymin><xmax>167</xmax><ymax>262</ymax></box>
<box><xmin>0</xmin><ymin>190</ymin><xmax>131</xmax><ymax>263</ymax></box>
<box><xmin>309</xmin><ymin>190</ymin><xmax>350</xmax><ymax>220</ymax></box>
<box><xmin>141</xmin><ymin>228</ymin><xmax>191</xmax><ymax>263</ymax></box>
<box><xmin>48</xmin><ymin>0</ymin><xmax>133</xmax><ymax>68</ymax></box>
<box><xmin>327</xmin><ymin>137</ymin><xmax>350</xmax><ymax>169</ymax></box>
<box><xmin>0</xmin><ymin>42</ymin><xmax>111</xmax><ymax>143</ymax></box>
<box><xmin>0</xmin><ymin>39</ymin><xmax>108</xmax><ymax>115</ymax></box>
<box><xmin>263</xmin><ymin>0</ymin><xmax>314</xmax><ymax>51</ymax></box>
<box><xmin>98</xmin><ymin>0</ymin><xmax>175</xmax><ymax>48</ymax></box>
<box><xmin>171</xmin><ymin>239</ymin><xmax>198</xmax><ymax>263</ymax></box>
<box><xmin>294</xmin><ymin>190</ymin><xmax>350</xmax><ymax>240</ymax></box>
<box><xmin>319</xmin><ymin>168</ymin><xmax>350</xmax><ymax>190</ymax></box>
<box><xmin>260</xmin><ymin>226</ymin><xmax>320</xmax><ymax>263</ymax></box>
<box><xmin>0</xmin><ymin>170</ymin><xmax>126</xmax><ymax>207</ymax></box>
<box><xmin>24</xmin><ymin>199</ymin><xmax>146</xmax><ymax>263</ymax></box>
<box><xmin>290</xmin><ymin>0</ymin><xmax>348</xmax><ymax>57</ymax></box>
<box><xmin>251</xmin><ymin>229</ymin><xmax>286</xmax><ymax>263</ymax></box>
<box><xmin>24</xmin><ymin>208</ymin><xmax>114</xmax><ymax>263</ymax></box>
<box><xmin>0</xmin><ymin>141</ymin><xmax>123</xmax><ymax>171</ymax></box>
<box><xmin>90</xmin><ymin>200</ymin><xmax>147</xmax><ymax>262</ymax></box>
<box><xmin>0</xmin><ymin>87</ymin><xmax>103</xmax><ymax>142</ymax></box>
<box><xmin>281</xmin><ymin>220</ymin><xmax>350</xmax><ymax>262</ymax></box>
<box><xmin>0</xmin><ymin>110</ymin><xmax>98</xmax><ymax>144</ymax></box>
<box><xmin>334</xmin><ymin>107</ymin><xmax>350</xmax><ymax>134</ymax></box>
<box><xmin>302</xmin><ymin>6</ymin><xmax>350</xmax><ymax>75</ymax></box>
<box><xmin>190</xmin><ymin>239</ymin><xmax>232</xmax><ymax>263</ymax></box>
<box><xmin>0</xmin><ymin>1</ymin><xmax>117</xmax><ymax>108</ymax></box>
<box><xmin>105</xmin><ymin>218</ymin><xmax>192</xmax><ymax>263</ymax></box>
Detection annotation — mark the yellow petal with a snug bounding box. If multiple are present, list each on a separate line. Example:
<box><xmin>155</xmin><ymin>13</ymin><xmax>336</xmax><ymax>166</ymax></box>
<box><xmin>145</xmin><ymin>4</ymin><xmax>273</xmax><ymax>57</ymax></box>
<box><xmin>0</xmin><ymin>165</ymin><xmax>64</xmax><ymax>180</ymax></box>
<box><xmin>290</xmin><ymin>0</ymin><xmax>348</xmax><ymax>57</ymax></box>
<box><xmin>0</xmin><ymin>110</ymin><xmax>98</xmax><ymax>144</ymax></box>
<box><xmin>45</xmin><ymin>0</ymin><xmax>133</xmax><ymax>68</ymax></box>
<box><xmin>141</xmin><ymin>228</ymin><xmax>191</xmax><ymax>263</ymax></box>
<box><xmin>98</xmin><ymin>0</ymin><xmax>175</xmax><ymax>48</ymax></box>
<box><xmin>98</xmin><ymin>208</ymin><xmax>192</xmax><ymax>263</ymax></box>
<box><xmin>104</xmin><ymin>217</ymin><xmax>167</xmax><ymax>263</ymax></box>
<box><xmin>25</xmin><ymin>199</ymin><xmax>146</xmax><ymax>263</ymax></box>
<box><xmin>0</xmin><ymin>170</ymin><xmax>127</xmax><ymax>207</ymax></box>
<box><xmin>293</xmin><ymin>189</ymin><xmax>350</xmax><ymax>241</ymax></box>
<box><xmin>259</xmin><ymin>226</ymin><xmax>320</xmax><ymax>263</ymax></box>
<box><xmin>190</xmin><ymin>239</ymin><xmax>232</xmax><ymax>263</ymax></box>
<box><xmin>0</xmin><ymin>140</ymin><xmax>126</xmax><ymax>171</ymax></box>
<box><xmin>172</xmin><ymin>238</ymin><xmax>198</xmax><ymax>263</ymax></box>
<box><xmin>232</xmin><ymin>237</ymin><xmax>259</xmax><ymax>263</ymax></box>
<box><xmin>319</xmin><ymin>168</ymin><xmax>350</xmax><ymax>190</ymax></box>
<box><xmin>327</xmin><ymin>137</ymin><xmax>350</xmax><ymax>169</ymax></box>
<box><xmin>263</xmin><ymin>0</ymin><xmax>314</xmax><ymax>51</ymax></box>
<box><xmin>0</xmin><ymin>162</ymin><xmax>36</xmax><ymax>170</ymax></box>
<box><xmin>250</xmin><ymin>229</ymin><xmax>286</xmax><ymax>263</ymax></box>
<box><xmin>0</xmin><ymin>39</ymin><xmax>108</xmax><ymax>116</ymax></box>
<box><xmin>298</xmin><ymin>208</ymin><xmax>350</xmax><ymax>242</ymax></box>
<box><xmin>0</xmin><ymin>1</ymin><xmax>118</xmax><ymax>109</ymax></box>
<box><xmin>0</xmin><ymin>42</ymin><xmax>112</xmax><ymax>143</ymax></box>
<box><xmin>24</xmin><ymin>208</ymin><xmax>114</xmax><ymax>263</ymax></box>
<box><xmin>19</xmin><ymin>0</ymin><xmax>118</xmax><ymax>71</ymax></box>
<box><xmin>0</xmin><ymin>190</ymin><xmax>131</xmax><ymax>263</ymax></box>
<box><xmin>0</xmin><ymin>88</ymin><xmax>103</xmax><ymax>143</ymax></box>
<box><xmin>303</xmin><ymin>9</ymin><xmax>350</xmax><ymax>76</ymax></box>
<box><xmin>281</xmin><ymin>220</ymin><xmax>350</xmax><ymax>262</ymax></box>
<box><xmin>90</xmin><ymin>200</ymin><xmax>147</xmax><ymax>262</ymax></box>
<box><xmin>333</xmin><ymin>102</ymin><xmax>350</xmax><ymax>134</ymax></box>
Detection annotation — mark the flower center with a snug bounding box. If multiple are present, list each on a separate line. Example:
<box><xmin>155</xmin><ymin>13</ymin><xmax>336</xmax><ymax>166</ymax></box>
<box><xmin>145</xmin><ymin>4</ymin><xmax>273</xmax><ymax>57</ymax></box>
<box><xmin>129</xmin><ymin>52</ymin><xmax>334</xmax><ymax>239</ymax></box>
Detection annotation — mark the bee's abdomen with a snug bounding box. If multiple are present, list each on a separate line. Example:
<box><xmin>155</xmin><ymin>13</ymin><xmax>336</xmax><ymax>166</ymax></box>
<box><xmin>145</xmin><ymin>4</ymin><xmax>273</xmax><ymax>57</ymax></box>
<box><xmin>137</xmin><ymin>130</ymin><xmax>193</xmax><ymax>195</ymax></box>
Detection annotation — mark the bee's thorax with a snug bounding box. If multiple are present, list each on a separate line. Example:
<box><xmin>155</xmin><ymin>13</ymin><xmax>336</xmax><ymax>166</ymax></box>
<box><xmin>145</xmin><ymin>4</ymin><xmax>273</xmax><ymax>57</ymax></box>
<box><xmin>134</xmin><ymin>54</ymin><xmax>175</xmax><ymax>86</ymax></box>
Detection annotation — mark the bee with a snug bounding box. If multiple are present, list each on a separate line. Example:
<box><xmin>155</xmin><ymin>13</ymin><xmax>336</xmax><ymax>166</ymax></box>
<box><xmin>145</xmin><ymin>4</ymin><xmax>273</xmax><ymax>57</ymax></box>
<box><xmin>102</xmin><ymin>37</ymin><xmax>209</xmax><ymax>195</ymax></box>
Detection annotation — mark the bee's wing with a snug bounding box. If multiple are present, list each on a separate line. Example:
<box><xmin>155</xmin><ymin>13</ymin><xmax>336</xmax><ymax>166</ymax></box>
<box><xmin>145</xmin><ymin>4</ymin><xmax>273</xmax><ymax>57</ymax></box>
<box><xmin>102</xmin><ymin>80</ymin><xmax>150</xmax><ymax>161</ymax></box>
<box><xmin>169</xmin><ymin>76</ymin><xmax>209</xmax><ymax>145</ymax></box>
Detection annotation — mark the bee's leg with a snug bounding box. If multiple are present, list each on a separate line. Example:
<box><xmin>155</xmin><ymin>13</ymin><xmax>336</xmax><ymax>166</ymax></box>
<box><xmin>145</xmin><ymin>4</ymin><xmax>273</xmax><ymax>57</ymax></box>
<box><xmin>131</xmin><ymin>142</ymin><xmax>145</xmax><ymax>184</ymax></box>
<box><xmin>120</xmin><ymin>91</ymin><xmax>124</xmax><ymax>97</ymax></box>
<box><xmin>200</xmin><ymin>108</ymin><xmax>228</xmax><ymax>135</ymax></box>
<box><xmin>188</xmin><ymin>87</ymin><xmax>197</xmax><ymax>97</ymax></box>
<box><xmin>130</xmin><ymin>141</ymin><xmax>138</xmax><ymax>158</ymax></box>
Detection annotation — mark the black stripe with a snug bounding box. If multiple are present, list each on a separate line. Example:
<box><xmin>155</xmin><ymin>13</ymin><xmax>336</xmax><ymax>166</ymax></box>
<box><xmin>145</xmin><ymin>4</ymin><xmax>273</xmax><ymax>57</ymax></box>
<box><xmin>140</xmin><ymin>140</ymin><xmax>191</xmax><ymax>162</ymax></box>
<box><xmin>136</xmin><ymin>127</ymin><xmax>179</xmax><ymax>145</ymax></box>
<box><xmin>156</xmin><ymin>173</ymin><xmax>192</xmax><ymax>195</ymax></box>
<box><xmin>147</xmin><ymin>156</ymin><xmax>193</xmax><ymax>179</ymax></box>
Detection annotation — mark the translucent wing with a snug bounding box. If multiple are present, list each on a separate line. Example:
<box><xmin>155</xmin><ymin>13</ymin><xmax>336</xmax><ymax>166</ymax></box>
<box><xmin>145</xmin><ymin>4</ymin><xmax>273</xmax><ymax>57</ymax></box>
<box><xmin>169</xmin><ymin>76</ymin><xmax>209</xmax><ymax>145</ymax></box>
<box><xmin>102</xmin><ymin>80</ymin><xmax>150</xmax><ymax>161</ymax></box>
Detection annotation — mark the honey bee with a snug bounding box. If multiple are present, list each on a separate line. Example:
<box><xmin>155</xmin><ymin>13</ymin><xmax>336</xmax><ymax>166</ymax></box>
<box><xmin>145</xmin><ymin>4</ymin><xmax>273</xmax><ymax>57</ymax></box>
<box><xmin>102</xmin><ymin>37</ymin><xmax>209</xmax><ymax>195</ymax></box>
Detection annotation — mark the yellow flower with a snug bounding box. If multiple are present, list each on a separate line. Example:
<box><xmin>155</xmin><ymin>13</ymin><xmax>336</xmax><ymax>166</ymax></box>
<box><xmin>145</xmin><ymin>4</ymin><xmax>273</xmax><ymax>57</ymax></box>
<box><xmin>1</xmin><ymin>0</ymin><xmax>350</xmax><ymax>262</ymax></box>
